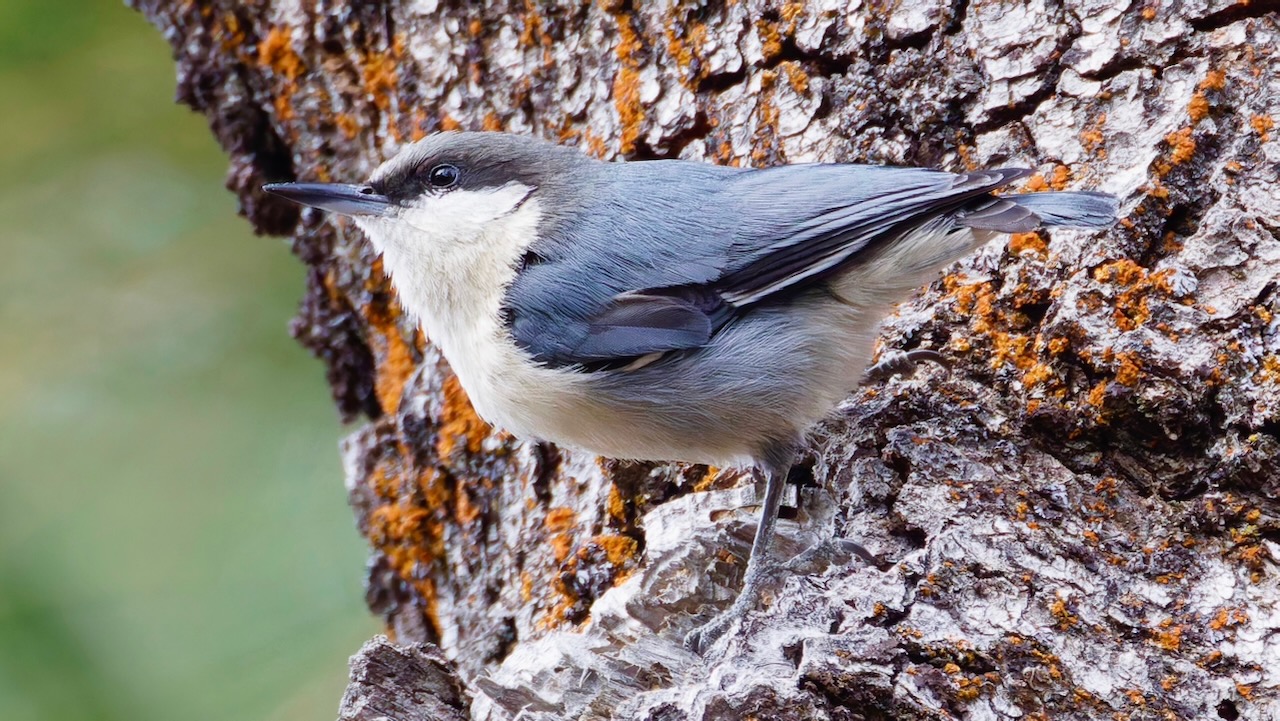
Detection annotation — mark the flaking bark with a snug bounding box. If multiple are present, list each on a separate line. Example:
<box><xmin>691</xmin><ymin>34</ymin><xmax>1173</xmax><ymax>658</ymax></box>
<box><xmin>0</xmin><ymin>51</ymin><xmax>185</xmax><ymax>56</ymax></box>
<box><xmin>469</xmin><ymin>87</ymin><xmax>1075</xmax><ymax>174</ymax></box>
<box><xmin>131</xmin><ymin>1</ymin><xmax>1280</xmax><ymax>719</ymax></box>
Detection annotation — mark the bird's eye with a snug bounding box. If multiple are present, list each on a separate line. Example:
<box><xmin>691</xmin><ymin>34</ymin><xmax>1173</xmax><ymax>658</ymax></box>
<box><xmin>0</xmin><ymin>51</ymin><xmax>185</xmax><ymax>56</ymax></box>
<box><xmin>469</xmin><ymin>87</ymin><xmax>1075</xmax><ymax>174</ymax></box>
<box><xmin>427</xmin><ymin>164</ymin><xmax>460</xmax><ymax>189</ymax></box>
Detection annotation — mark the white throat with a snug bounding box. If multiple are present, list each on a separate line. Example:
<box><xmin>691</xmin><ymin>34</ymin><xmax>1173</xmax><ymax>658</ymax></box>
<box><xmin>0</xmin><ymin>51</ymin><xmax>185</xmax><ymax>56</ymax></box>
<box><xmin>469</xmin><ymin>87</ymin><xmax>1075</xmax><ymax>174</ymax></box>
<box><xmin>353</xmin><ymin>183</ymin><xmax>552</xmax><ymax>428</ymax></box>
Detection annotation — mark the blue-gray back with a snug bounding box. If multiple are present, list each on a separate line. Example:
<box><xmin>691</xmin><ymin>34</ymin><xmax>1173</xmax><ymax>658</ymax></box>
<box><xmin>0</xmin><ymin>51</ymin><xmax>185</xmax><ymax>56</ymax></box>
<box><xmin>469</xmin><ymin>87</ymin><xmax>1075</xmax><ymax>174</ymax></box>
<box><xmin>503</xmin><ymin>159</ymin><xmax>1093</xmax><ymax>369</ymax></box>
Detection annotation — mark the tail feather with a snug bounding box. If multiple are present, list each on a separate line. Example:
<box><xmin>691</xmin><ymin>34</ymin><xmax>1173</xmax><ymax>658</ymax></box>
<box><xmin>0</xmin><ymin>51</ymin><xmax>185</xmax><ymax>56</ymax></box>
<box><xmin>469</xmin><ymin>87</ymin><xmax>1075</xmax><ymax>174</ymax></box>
<box><xmin>1008</xmin><ymin>191</ymin><xmax>1118</xmax><ymax>228</ymax></box>
<box><xmin>960</xmin><ymin>190</ymin><xmax>1118</xmax><ymax>232</ymax></box>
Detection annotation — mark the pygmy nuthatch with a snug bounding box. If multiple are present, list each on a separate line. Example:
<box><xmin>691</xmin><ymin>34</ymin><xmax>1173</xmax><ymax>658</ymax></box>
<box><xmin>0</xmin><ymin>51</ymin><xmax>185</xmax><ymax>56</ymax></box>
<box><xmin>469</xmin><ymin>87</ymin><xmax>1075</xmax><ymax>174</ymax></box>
<box><xmin>264</xmin><ymin>132</ymin><xmax>1117</xmax><ymax>653</ymax></box>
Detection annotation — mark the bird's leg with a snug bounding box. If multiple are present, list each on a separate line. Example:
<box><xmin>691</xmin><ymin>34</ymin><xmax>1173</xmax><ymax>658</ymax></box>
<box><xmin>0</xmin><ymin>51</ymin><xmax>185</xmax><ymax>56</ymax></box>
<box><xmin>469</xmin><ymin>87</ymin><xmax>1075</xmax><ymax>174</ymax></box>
<box><xmin>684</xmin><ymin>451</ymin><xmax>792</xmax><ymax>654</ymax></box>
<box><xmin>861</xmin><ymin>347</ymin><xmax>948</xmax><ymax>384</ymax></box>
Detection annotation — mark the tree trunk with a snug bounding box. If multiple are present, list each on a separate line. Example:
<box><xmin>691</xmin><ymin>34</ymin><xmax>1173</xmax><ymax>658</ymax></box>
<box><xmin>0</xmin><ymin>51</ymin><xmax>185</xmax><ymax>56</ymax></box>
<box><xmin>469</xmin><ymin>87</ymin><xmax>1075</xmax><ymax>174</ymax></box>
<box><xmin>131</xmin><ymin>1</ymin><xmax>1280</xmax><ymax>719</ymax></box>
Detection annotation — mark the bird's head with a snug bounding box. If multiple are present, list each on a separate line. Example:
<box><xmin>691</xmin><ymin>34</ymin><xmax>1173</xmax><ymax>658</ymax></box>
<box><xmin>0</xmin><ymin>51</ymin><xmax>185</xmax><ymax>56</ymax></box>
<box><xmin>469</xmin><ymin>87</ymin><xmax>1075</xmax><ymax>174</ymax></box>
<box><xmin>264</xmin><ymin>131</ymin><xmax>588</xmax><ymax>260</ymax></box>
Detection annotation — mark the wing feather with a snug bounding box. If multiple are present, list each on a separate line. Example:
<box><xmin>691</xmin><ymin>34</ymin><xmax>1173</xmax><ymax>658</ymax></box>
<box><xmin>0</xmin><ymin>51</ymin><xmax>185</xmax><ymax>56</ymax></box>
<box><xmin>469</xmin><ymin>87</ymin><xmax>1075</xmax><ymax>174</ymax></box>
<box><xmin>504</xmin><ymin>162</ymin><xmax>1030</xmax><ymax>368</ymax></box>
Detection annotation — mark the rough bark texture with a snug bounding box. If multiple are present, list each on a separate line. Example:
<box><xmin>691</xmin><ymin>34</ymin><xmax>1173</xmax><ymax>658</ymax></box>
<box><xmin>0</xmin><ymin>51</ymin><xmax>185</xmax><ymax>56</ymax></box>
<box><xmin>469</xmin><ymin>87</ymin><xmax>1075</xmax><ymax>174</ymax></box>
<box><xmin>131</xmin><ymin>1</ymin><xmax>1280</xmax><ymax>719</ymax></box>
<box><xmin>339</xmin><ymin>636</ymin><xmax>472</xmax><ymax>721</ymax></box>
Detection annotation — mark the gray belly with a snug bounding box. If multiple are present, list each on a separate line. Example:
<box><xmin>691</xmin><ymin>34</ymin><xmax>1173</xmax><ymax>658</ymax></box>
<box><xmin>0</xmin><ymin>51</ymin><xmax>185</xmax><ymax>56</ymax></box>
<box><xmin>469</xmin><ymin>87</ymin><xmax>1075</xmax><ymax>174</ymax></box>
<box><xmin>578</xmin><ymin>291</ymin><xmax>885</xmax><ymax>465</ymax></box>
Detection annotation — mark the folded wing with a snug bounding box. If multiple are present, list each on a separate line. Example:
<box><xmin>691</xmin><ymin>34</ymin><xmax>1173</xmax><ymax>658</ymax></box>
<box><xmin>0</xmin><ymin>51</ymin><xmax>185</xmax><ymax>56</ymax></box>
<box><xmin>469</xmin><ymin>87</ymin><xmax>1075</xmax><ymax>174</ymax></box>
<box><xmin>504</xmin><ymin>161</ymin><xmax>1105</xmax><ymax>369</ymax></box>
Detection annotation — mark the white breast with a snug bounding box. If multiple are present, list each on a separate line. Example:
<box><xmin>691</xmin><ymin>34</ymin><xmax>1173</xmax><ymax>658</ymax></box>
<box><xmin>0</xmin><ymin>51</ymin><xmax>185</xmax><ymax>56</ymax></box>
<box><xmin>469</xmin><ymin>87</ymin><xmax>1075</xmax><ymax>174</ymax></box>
<box><xmin>355</xmin><ymin>187</ymin><xmax>589</xmax><ymax>444</ymax></box>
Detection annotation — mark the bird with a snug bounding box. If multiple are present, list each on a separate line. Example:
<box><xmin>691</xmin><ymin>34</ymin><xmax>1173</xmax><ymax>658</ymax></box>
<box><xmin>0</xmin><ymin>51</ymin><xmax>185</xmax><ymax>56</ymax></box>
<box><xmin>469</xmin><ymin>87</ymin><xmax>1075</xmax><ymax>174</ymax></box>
<box><xmin>263</xmin><ymin>131</ymin><xmax>1117</xmax><ymax>653</ymax></box>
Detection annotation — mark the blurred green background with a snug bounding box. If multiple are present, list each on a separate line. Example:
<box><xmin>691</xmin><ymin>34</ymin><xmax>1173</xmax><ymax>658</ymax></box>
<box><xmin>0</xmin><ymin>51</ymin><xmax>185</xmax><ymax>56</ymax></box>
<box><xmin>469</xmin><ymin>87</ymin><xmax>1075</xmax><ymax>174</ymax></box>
<box><xmin>0</xmin><ymin>3</ymin><xmax>376</xmax><ymax>720</ymax></box>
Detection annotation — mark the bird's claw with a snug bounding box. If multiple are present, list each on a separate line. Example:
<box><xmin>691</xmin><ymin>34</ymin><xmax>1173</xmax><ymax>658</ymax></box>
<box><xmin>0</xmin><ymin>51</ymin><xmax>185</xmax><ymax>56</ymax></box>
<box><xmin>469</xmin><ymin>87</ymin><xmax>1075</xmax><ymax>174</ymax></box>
<box><xmin>683</xmin><ymin>611</ymin><xmax>739</xmax><ymax>655</ymax></box>
<box><xmin>862</xmin><ymin>348</ymin><xmax>949</xmax><ymax>384</ymax></box>
<box><xmin>783</xmin><ymin>536</ymin><xmax>891</xmax><ymax>573</ymax></box>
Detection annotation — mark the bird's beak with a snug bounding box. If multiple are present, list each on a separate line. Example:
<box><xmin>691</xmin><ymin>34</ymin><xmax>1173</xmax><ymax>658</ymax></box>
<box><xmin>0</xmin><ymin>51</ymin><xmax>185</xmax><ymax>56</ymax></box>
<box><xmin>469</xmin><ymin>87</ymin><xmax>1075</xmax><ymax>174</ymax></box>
<box><xmin>262</xmin><ymin>182</ymin><xmax>392</xmax><ymax>217</ymax></box>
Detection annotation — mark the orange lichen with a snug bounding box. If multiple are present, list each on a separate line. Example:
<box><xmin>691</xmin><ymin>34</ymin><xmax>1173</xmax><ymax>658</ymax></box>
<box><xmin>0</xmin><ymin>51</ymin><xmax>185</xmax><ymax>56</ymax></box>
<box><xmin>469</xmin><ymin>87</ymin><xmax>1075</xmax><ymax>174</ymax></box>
<box><xmin>1114</xmin><ymin>352</ymin><xmax>1142</xmax><ymax>387</ymax></box>
<box><xmin>418</xmin><ymin>466</ymin><xmax>451</xmax><ymax>518</ymax></box>
<box><xmin>336</xmin><ymin>113</ymin><xmax>360</xmax><ymax>140</ymax></box>
<box><xmin>1021</xmin><ymin>363</ymin><xmax>1055</xmax><ymax>388</ymax></box>
<box><xmin>1049</xmin><ymin>164</ymin><xmax>1072</xmax><ymax>190</ymax></box>
<box><xmin>482</xmin><ymin>111</ymin><xmax>504</xmax><ymax>131</ymax></box>
<box><xmin>1141</xmin><ymin>5</ymin><xmax>1157</xmax><ymax>20</ymax></box>
<box><xmin>610</xmin><ymin>11</ymin><xmax>645</xmax><ymax>154</ymax></box>
<box><xmin>991</xmin><ymin>332</ymin><xmax>1034</xmax><ymax>371</ymax></box>
<box><xmin>781</xmin><ymin>2</ymin><xmax>806</xmax><ymax>32</ymax></box>
<box><xmin>755</xmin><ymin>19</ymin><xmax>784</xmax><ymax>62</ymax></box>
<box><xmin>362</xmin><ymin>40</ymin><xmax>402</xmax><ymax>112</ymax></box>
<box><xmin>1238</xmin><ymin>544</ymin><xmax>1268</xmax><ymax>582</ymax></box>
<box><xmin>1050</xmin><ymin>598</ymin><xmax>1078</xmax><ymax>629</ymax></box>
<box><xmin>582</xmin><ymin>127</ymin><xmax>610</xmax><ymax>159</ymax></box>
<box><xmin>375</xmin><ymin>328</ymin><xmax>414</xmax><ymax>413</ymax></box>
<box><xmin>1093</xmin><ymin>259</ymin><xmax>1144</xmax><ymax>286</ymax></box>
<box><xmin>1186</xmin><ymin>72</ymin><xmax>1226</xmax><ymax>125</ymax></box>
<box><xmin>366</xmin><ymin>491</ymin><xmax>442</xmax><ymax>634</ymax></box>
<box><xmin>606</xmin><ymin>484</ymin><xmax>627</xmax><ymax>523</ymax></box>
<box><xmin>519</xmin><ymin>0</ymin><xmax>545</xmax><ymax>48</ymax></box>
<box><xmin>1009</xmin><ymin>232</ymin><xmax>1048</xmax><ymax>257</ymax></box>
<box><xmin>409</xmin><ymin>108</ymin><xmax>430</xmax><ymax>142</ymax></box>
<box><xmin>1093</xmin><ymin>259</ymin><xmax>1173</xmax><ymax>330</ymax></box>
<box><xmin>546</xmin><ymin>506</ymin><xmax>577</xmax><ymax>533</ymax></box>
<box><xmin>550</xmin><ymin>533</ymin><xmax>574</xmax><ymax>563</ymax></box>
<box><xmin>1209</xmin><ymin>607</ymin><xmax>1249</xmax><ymax>631</ymax></box>
<box><xmin>360</xmin><ymin>260</ymin><xmax>417</xmax><ymax>414</ymax></box>
<box><xmin>1080</xmin><ymin>114</ymin><xmax>1107</xmax><ymax>157</ymax></box>
<box><xmin>1087</xmin><ymin>381</ymin><xmax>1109</xmax><ymax>409</ymax></box>
<box><xmin>1188</xmin><ymin>92</ymin><xmax>1210</xmax><ymax>123</ymax></box>
<box><xmin>782</xmin><ymin>61</ymin><xmax>810</xmax><ymax>94</ymax></box>
<box><xmin>1023</xmin><ymin>174</ymin><xmax>1050</xmax><ymax>192</ymax></box>
<box><xmin>1199</xmin><ymin>69</ymin><xmax>1227</xmax><ymax>91</ymax></box>
<box><xmin>692</xmin><ymin>466</ymin><xmax>722</xmax><ymax>492</ymax></box>
<box><xmin>945</xmin><ymin>278</ymin><xmax>1044</xmax><ymax>373</ymax></box>
<box><xmin>1047</xmin><ymin>337</ymin><xmax>1070</xmax><ymax>355</ymax></box>
<box><xmin>1251</xmin><ymin>114</ymin><xmax>1275</xmax><ymax>142</ymax></box>
<box><xmin>258</xmin><ymin>26</ymin><xmax>305</xmax><ymax>80</ymax></box>
<box><xmin>365</xmin><ymin>466</ymin><xmax>397</xmax><ymax>503</ymax></box>
<box><xmin>218</xmin><ymin>12</ymin><xmax>247</xmax><ymax>52</ymax></box>
<box><xmin>593</xmin><ymin>534</ymin><xmax>639</xmax><ymax>567</ymax></box>
<box><xmin>455</xmin><ymin>485</ymin><xmax>481</xmax><ymax>526</ymax></box>
<box><xmin>750</xmin><ymin>70</ymin><xmax>783</xmax><ymax>166</ymax></box>
<box><xmin>439</xmin><ymin>113</ymin><xmax>463</xmax><ymax>132</ymax></box>
<box><xmin>437</xmin><ymin>375</ymin><xmax>491</xmax><ymax>457</ymax></box>
<box><xmin>273</xmin><ymin>93</ymin><xmax>295</xmax><ymax>123</ymax></box>
<box><xmin>1164</xmin><ymin>127</ymin><xmax>1197</xmax><ymax>168</ymax></box>
<box><xmin>1258</xmin><ymin>355</ymin><xmax>1280</xmax><ymax>383</ymax></box>
<box><xmin>368</xmin><ymin>504</ymin><xmax>427</xmax><ymax>555</ymax></box>
<box><xmin>664</xmin><ymin>12</ymin><xmax>708</xmax><ymax>89</ymax></box>
<box><xmin>715</xmin><ymin>140</ymin><xmax>737</xmax><ymax>165</ymax></box>
<box><xmin>948</xmin><ymin>278</ymin><xmax>995</xmax><ymax>329</ymax></box>
<box><xmin>1151</xmin><ymin>624</ymin><xmax>1183</xmax><ymax>651</ymax></box>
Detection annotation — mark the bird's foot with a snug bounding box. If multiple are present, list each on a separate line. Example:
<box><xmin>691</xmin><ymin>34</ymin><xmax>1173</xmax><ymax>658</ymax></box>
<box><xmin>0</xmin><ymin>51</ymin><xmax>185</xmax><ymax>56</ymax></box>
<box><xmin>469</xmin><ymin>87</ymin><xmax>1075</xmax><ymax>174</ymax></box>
<box><xmin>683</xmin><ymin>559</ymin><xmax>782</xmax><ymax>655</ymax></box>
<box><xmin>862</xmin><ymin>348</ymin><xmax>948</xmax><ymax>384</ymax></box>
<box><xmin>784</xmin><ymin>537</ymin><xmax>891</xmax><ymax>574</ymax></box>
<box><xmin>683</xmin><ymin>601</ymin><xmax>748</xmax><ymax>655</ymax></box>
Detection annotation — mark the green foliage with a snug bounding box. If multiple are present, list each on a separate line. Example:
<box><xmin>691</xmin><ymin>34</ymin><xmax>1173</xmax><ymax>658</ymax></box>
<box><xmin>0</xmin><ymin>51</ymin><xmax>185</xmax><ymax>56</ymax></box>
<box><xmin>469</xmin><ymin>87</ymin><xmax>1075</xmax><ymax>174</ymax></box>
<box><xmin>0</xmin><ymin>4</ymin><xmax>375</xmax><ymax>721</ymax></box>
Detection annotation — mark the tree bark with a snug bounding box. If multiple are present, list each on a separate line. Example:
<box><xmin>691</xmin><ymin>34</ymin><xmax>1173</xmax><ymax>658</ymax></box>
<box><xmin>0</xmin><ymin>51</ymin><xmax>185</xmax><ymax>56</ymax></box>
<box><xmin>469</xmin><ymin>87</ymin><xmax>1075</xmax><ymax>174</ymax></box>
<box><xmin>131</xmin><ymin>1</ymin><xmax>1280</xmax><ymax>718</ymax></box>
